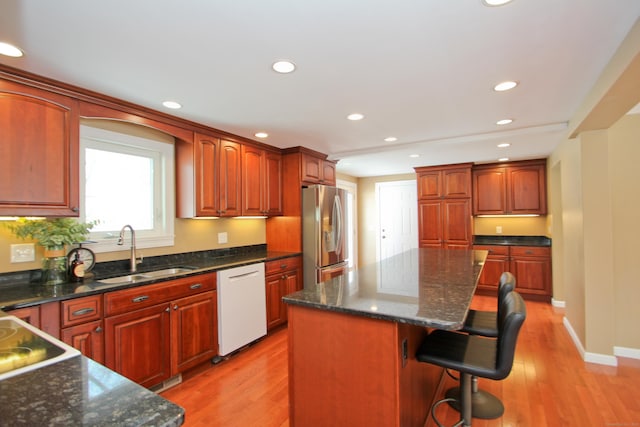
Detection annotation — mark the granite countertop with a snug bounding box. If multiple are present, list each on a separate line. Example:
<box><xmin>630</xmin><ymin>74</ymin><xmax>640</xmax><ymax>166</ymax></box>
<box><xmin>0</xmin><ymin>245</ymin><xmax>301</xmax><ymax>310</ymax></box>
<box><xmin>283</xmin><ymin>248</ymin><xmax>487</xmax><ymax>330</ymax></box>
<box><xmin>0</xmin><ymin>355</ymin><xmax>184</xmax><ymax>426</ymax></box>
<box><xmin>473</xmin><ymin>235</ymin><xmax>551</xmax><ymax>247</ymax></box>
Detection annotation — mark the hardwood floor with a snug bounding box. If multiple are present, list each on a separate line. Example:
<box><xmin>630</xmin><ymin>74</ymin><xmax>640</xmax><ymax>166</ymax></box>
<box><xmin>161</xmin><ymin>296</ymin><xmax>640</xmax><ymax>427</ymax></box>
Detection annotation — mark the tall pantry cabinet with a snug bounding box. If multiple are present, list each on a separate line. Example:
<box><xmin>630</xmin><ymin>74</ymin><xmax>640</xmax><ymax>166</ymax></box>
<box><xmin>415</xmin><ymin>163</ymin><xmax>473</xmax><ymax>249</ymax></box>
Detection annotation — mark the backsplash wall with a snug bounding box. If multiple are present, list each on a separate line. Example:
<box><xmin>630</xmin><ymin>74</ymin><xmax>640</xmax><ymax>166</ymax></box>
<box><xmin>473</xmin><ymin>216</ymin><xmax>549</xmax><ymax>236</ymax></box>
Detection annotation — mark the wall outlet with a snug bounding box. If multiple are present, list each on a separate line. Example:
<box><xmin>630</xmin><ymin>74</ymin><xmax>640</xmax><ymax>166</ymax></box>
<box><xmin>218</xmin><ymin>232</ymin><xmax>228</xmax><ymax>244</ymax></box>
<box><xmin>11</xmin><ymin>243</ymin><xmax>36</xmax><ymax>263</ymax></box>
<box><xmin>496</xmin><ymin>226</ymin><xmax>503</xmax><ymax>234</ymax></box>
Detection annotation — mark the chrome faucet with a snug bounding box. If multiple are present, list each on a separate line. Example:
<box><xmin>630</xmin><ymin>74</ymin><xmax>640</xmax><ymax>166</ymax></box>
<box><xmin>117</xmin><ymin>224</ymin><xmax>143</xmax><ymax>272</ymax></box>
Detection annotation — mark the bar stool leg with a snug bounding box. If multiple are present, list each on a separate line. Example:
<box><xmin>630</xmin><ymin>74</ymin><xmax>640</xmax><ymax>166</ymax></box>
<box><xmin>460</xmin><ymin>373</ymin><xmax>472</xmax><ymax>427</ymax></box>
<box><xmin>445</xmin><ymin>376</ymin><xmax>505</xmax><ymax>419</ymax></box>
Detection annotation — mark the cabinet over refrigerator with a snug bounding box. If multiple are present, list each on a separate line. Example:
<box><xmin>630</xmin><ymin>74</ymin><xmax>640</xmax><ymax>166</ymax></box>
<box><xmin>302</xmin><ymin>185</ymin><xmax>349</xmax><ymax>288</ymax></box>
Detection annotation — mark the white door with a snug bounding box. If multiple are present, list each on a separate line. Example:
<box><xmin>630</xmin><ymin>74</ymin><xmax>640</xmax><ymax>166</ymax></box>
<box><xmin>376</xmin><ymin>180</ymin><xmax>418</xmax><ymax>261</ymax></box>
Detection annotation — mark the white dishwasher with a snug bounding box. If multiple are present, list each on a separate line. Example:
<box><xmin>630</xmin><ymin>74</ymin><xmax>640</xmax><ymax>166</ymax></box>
<box><xmin>217</xmin><ymin>263</ymin><xmax>266</xmax><ymax>356</ymax></box>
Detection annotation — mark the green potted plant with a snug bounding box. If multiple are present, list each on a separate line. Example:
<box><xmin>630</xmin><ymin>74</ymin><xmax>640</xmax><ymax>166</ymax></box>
<box><xmin>6</xmin><ymin>217</ymin><xmax>96</xmax><ymax>285</ymax></box>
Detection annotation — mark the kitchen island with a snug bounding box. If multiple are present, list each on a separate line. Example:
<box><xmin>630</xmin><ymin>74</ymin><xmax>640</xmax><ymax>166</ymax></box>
<box><xmin>283</xmin><ymin>247</ymin><xmax>487</xmax><ymax>427</ymax></box>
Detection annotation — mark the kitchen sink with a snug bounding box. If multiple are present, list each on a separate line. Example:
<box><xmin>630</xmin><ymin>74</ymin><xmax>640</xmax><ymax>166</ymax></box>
<box><xmin>96</xmin><ymin>266</ymin><xmax>197</xmax><ymax>285</ymax></box>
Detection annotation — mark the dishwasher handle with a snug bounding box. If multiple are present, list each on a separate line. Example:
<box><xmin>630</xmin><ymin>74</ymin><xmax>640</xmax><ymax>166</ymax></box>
<box><xmin>227</xmin><ymin>270</ymin><xmax>260</xmax><ymax>280</ymax></box>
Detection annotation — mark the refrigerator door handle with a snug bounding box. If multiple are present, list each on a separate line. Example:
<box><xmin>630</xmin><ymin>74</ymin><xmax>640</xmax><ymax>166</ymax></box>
<box><xmin>334</xmin><ymin>194</ymin><xmax>344</xmax><ymax>257</ymax></box>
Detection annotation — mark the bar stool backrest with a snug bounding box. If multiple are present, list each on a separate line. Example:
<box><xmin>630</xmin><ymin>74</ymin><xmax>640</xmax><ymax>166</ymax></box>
<box><xmin>494</xmin><ymin>291</ymin><xmax>527</xmax><ymax>380</ymax></box>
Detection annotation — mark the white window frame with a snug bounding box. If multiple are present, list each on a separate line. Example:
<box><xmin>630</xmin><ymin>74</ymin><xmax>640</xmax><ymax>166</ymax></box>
<box><xmin>79</xmin><ymin>124</ymin><xmax>175</xmax><ymax>253</ymax></box>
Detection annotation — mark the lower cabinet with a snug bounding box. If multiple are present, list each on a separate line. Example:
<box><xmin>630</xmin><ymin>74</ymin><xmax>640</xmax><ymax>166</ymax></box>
<box><xmin>265</xmin><ymin>256</ymin><xmax>302</xmax><ymax>331</ymax></box>
<box><xmin>103</xmin><ymin>273</ymin><xmax>217</xmax><ymax>388</ymax></box>
<box><xmin>474</xmin><ymin>244</ymin><xmax>552</xmax><ymax>299</ymax></box>
<box><xmin>60</xmin><ymin>295</ymin><xmax>104</xmax><ymax>364</ymax></box>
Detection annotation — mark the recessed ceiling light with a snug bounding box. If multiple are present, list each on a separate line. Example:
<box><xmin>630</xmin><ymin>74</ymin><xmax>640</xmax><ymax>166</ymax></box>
<box><xmin>482</xmin><ymin>0</ymin><xmax>514</xmax><ymax>6</ymax></box>
<box><xmin>494</xmin><ymin>81</ymin><xmax>518</xmax><ymax>92</ymax></box>
<box><xmin>162</xmin><ymin>100</ymin><xmax>182</xmax><ymax>109</ymax></box>
<box><xmin>384</xmin><ymin>137</ymin><xmax>398</xmax><ymax>142</ymax></box>
<box><xmin>254</xmin><ymin>132</ymin><xmax>269</xmax><ymax>138</ymax></box>
<box><xmin>409</xmin><ymin>154</ymin><xmax>420</xmax><ymax>158</ymax></box>
<box><xmin>496</xmin><ymin>118</ymin><xmax>513</xmax><ymax>125</ymax></box>
<box><xmin>498</xmin><ymin>157</ymin><xmax>510</xmax><ymax>162</ymax></box>
<box><xmin>0</xmin><ymin>42</ymin><xmax>24</xmax><ymax>58</ymax></box>
<box><xmin>497</xmin><ymin>143</ymin><xmax>511</xmax><ymax>148</ymax></box>
<box><xmin>347</xmin><ymin>113</ymin><xmax>364</xmax><ymax>121</ymax></box>
<box><xmin>272</xmin><ymin>60</ymin><xmax>296</xmax><ymax>74</ymax></box>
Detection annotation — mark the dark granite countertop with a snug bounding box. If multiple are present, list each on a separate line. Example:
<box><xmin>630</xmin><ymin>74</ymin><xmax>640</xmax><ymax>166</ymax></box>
<box><xmin>473</xmin><ymin>235</ymin><xmax>551</xmax><ymax>247</ymax></box>
<box><xmin>0</xmin><ymin>245</ymin><xmax>301</xmax><ymax>310</ymax></box>
<box><xmin>0</xmin><ymin>355</ymin><xmax>184</xmax><ymax>426</ymax></box>
<box><xmin>283</xmin><ymin>248</ymin><xmax>487</xmax><ymax>330</ymax></box>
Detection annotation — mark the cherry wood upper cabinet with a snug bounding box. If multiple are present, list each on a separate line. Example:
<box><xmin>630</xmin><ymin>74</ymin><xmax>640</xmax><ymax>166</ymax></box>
<box><xmin>241</xmin><ymin>145</ymin><xmax>282</xmax><ymax>216</ymax></box>
<box><xmin>416</xmin><ymin>164</ymin><xmax>472</xmax><ymax>200</ymax></box>
<box><xmin>472</xmin><ymin>159</ymin><xmax>547</xmax><ymax>215</ymax></box>
<box><xmin>301</xmin><ymin>153</ymin><xmax>336</xmax><ymax>186</ymax></box>
<box><xmin>176</xmin><ymin>133</ymin><xmax>241</xmax><ymax>217</ymax></box>
<box><xmin>0</xmin><ymin>79</ymin><xmax>80</xmax><ymax>216</ymax></box>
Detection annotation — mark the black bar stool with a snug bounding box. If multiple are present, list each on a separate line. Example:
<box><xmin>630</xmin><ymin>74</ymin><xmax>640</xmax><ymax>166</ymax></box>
<box><xmin>445</xmin><ymin>272</ymin><xmax>516</xmax><ymax>419</ymax></box>
<box><xmin>416</xmin><ymin>291</ymin><xmax>526</xmax><ymax>427</ymax></box>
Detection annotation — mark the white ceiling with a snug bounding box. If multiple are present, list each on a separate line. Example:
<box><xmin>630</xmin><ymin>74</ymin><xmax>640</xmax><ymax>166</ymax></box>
<box><xmin>2</xmin><ymin>1</ymin><xmax>639</xmax><ymax>177</ymax></box>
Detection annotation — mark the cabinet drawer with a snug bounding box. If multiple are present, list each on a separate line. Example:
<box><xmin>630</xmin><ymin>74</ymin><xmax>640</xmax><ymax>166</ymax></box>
<box><xmin>104</xmin><ymin>273</ymin><xmax>216</xmax><ymax>316</ymax></box>
<box><xmin>61</xmin><ymin>295</ymin><xmax>102</xmax><ymax>327</ymax></box>
<box><xmin>510</xmin><ymin>246</ymin><xmax>550</xmax><ymax>257</ymax></box>
<box><xmin>473</xmin><ymin>245</ymin><xmax>509</xmax><ymax>256</ymax></box>
<box><xmin>265</xmin><ymin>256</ymin><xmax>301</xmax><ymax>275</ymax></box>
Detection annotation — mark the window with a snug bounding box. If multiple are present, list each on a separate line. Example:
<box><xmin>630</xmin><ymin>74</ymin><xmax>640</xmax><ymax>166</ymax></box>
<box><xmin>79</xmin><ymin>124</ymin><xmax>175</xmax><ymax>253</ymax></box>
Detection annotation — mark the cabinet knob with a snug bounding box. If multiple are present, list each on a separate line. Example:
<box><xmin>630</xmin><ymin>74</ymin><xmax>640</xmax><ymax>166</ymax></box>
<box><xmin>165</xmin><ymin>306</ymin><xmax>171</xmax><ymax>313</ymax></box>
<box><xmin>174</xmin><ymin>304</ymin><xmax>179</xmax><ymax>310</ymax></box>
<box><xmin>95</xmin><ymin>326</ymin><xmax>102</xmax><ymax>333</ymax></box>
<box><xmin>71</xmin><ymin>207</ymin><xmax>79</xmax><ymax>212</ymax></box>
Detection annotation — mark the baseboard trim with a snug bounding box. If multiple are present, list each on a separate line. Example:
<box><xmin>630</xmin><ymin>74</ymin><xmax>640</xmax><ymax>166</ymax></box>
<box><xmin>614</xmin><ymin>346</ymin><xmax>640</xmax><ymax>360</ymax></box>
<box><xmin>562</xmin><ymin>316</ymin><xmax>618</xmax><ymax>366</ymax></box>
<box><xmin>551</xmin><ymin>298</ymin><xmax>565</xmax><ymax>308</ymax></box>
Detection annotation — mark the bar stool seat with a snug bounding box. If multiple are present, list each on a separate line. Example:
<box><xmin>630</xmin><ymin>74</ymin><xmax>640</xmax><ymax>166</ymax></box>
<box><xmin>444</xmin><ymin>272</ymin><xmax>516</xmax><ymax>419</ymax></box>
<box><xmin>417</xmin><ymin>291</ymin><xmax>526</xmax><ymax>427</ymax></box>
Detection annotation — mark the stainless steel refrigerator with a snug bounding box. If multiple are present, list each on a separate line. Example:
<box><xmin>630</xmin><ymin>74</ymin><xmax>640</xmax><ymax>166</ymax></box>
<box><xmin>302</xmin><ymin>185</ymin><xmax>349</xmax><ymax>287</ymax></box>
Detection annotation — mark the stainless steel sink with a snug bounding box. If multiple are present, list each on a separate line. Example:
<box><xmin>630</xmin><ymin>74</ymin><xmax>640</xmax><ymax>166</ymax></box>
<box><xmin>96</xmin><ymin>266</ymin><xmax>197</xmax><ymax>285</ymax></box>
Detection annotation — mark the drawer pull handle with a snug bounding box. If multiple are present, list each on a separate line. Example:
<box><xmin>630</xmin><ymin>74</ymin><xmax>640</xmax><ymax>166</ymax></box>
<box><xmin>132</xmin><ymin>295</ymin><xmax>149</xmax><ymax>303</ymax></box>
<box><xmin>280</xmin><ymin>264</ymin><xmax>288</xmax><ymax>269</ymax></box>
<box><xmin>525</xmin><ymin>250</ymin><xmax>534</xmax><ymax>255</ymax></box>
<box><xmin>190</xmin><ymin>283</ymin><xmax>202</xmax><ymax>290</ymax></box>
<box><xmin>72</xmin><ymin>307</ymin><xmax>95</xmax><ymax>316</ymax></box>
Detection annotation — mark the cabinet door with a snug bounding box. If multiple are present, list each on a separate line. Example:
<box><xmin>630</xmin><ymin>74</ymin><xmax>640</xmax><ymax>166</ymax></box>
<box><xmin>6</xmin><ymin>306</ymin><xmax>40</xmax><ymax>327</ymax></box>
<box><xmin>241</xmin><ymin>145</ymin><xmax>265</xmax><ymax>215</ymax></box>
<box><xmin>264</xmin><ymin>151</ymin><xmax>283</xmax><ymax>215</ymax></box>
<box><xmin>321</xmin><ymin>160</ymin><xmax>336</xmax><ymax>186</ymax></box>
<box><xmin>0</xmin><ymin>80</ymin><xmax>79</xmax><ymax>216</ymax></box>
<box><xmin>104</xmin><ymin>303</ymin><xmax>171</xmax><ymax>388</ymax></box>
<box><xmin>442</xmin><ymin>199</ymin><xmax>472</xmax><ymax>248</ymax></box>
<box><xmin>171</xmin><ymin>291</ymin><xmax>217</xmax><ymax>374</ymax></box>
<box><xmin>219</xmin><ymin>139</ymin><xmax>241</xmax><ymax>216</ymax></box>
<box><xmin>61</xmin><ymin>320</ymin><xmax>104</xmax><ymax>364</ymax></box>
<box><xmin>507</xmin><ymin>164</ymin><xmax>547</xmax><ymax>214</ymax></box>
<box><xmin>473</xmin><ymin>168</ymin><xmax>507</xmax><ymax>215</ymax></box>
<box><xmin>510</xmin><ymin>247</ymin><xmax>552</xmax><ymax>296</ymax></box>
<box><xmin>417</xmin><ymin>171</ymin><xmax>442</xmax><ymax>199</ymax></box>
<box><xmin>266</xmin><ymin>274</ymin><xmax>288</xmax><ymax>330</ymax></box>
<box><xmin>194</xmin><ymin>132</ymin><xmax>220</xmax><ymax>216</ymax></box>
<box><xmin>418</xmin><ymin>200</ymin><xmax>443</xmax><ymax>248</ymax></box>
<box><xmin>442</xmin><ymin>168</ymin><xmax>471</xmax><ymax>198</ymax></box>
<box><xmin>301</xmin><ymin>154</ymin><xmax>322</xmax><ymax>184</ymax></box>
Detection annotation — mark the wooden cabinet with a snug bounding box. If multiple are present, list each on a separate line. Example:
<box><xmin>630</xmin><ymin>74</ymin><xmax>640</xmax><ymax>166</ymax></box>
<box><xmin>509</xmin><ymin>246</ymin><xmax>552</xmax><ymax>297</ymax></box>
<box><xmin>60</xmin><ymin>295</ymin><xmax>104</xmax><ymax>364</ymax></box>
<box><xmin>0</xmin><ymin>78</ymin><xmax>80</xmax><ymax>216</ymax></box>
<box><xmin>301</xmin><ymin>153</ymin><xmax>336</xmax><ymax>185</ymax></box>
<box><xmin>103</xmin><ymin>273</ymin><xmax>217</xmax><ymax>387</ymax></box>
<box><xmin>415</xmin><ymin>163</ymin><xmax>473</xmax><ymax>249</ymax></box>
<box><xmin>6</xmin><ymin>301</ymin><xmax>60</xmax><ymax>338</ymax></box>
<box><xmin>473</xmin><ymin>244</ymin><xmax>551</xmax><ymax>299</ymax></box>
<box><xmin>241</xmin><ymin>145</ymin><xmax>282</xmax><ymax>216</ymax></box>
<box><xmin>265</xmin><ymin>256</ymin><xmax>302</xmax><ymax>330</ymax></box>
<box><xmin>472</xmin><ymin>159</ymin><xmax>547</xmax><ymax>215</ymax></box>
<box><xmin>177</xmin><ymin>133</ymin><xmax>241</xmax><ymax>217</ymax></box>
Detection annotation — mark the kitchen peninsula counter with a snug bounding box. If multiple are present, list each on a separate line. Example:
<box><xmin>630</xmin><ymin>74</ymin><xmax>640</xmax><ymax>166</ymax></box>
<box><xmin>283</xmin><ymin>247</ymin><xmax>487</xmax><ymax>427</ymax></box>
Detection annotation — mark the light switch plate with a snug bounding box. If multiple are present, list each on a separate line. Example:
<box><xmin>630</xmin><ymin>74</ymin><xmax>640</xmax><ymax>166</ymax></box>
<box><xmin>496</xmin><ymin>226</ymin><xmax>503</xmax><ymax>234</ymax></box>
<box><xmin>11</xmin><ymin>243</ymin><xmax>36</xmax><ymax>263</ymax></box>
<box><xmin>218</xmin><ymin>232</ymin><xmax>228</xmax><ymax>244</ymax></box>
